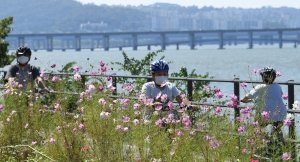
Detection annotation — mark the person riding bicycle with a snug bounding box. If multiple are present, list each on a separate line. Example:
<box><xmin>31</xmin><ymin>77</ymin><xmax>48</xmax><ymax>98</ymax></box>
<box><xmin>241</xmin><ymin>66</ymin><xmax>286</xmax><ymax>148</ymax></box>
<box><xmin>4</xmin><ymin>46</ymin><xmax>49</xmax><ymax>93</ymax></box>
<box><xmin>141</xmin><ymin>60</ymin><xmax>196</xmax><ymax>120</ymax></box>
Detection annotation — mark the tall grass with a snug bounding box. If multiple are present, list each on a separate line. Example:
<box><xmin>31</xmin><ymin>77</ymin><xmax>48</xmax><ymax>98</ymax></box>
<box><xmin>0</xmin><ymin>64</ymin><xmax>294</xmax><ymax>161</ymax></box>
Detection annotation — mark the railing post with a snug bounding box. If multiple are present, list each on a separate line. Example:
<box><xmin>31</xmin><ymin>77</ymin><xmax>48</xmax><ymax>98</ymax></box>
<box><xmin>234</xmin><ymin>78</ymin><xmax>240</xmax><ymax>118</ymax></box>
<box><xmin>112</xmin><ymin>73</ymin><xmax>117</xmax><ymax>95</ymax></box>
<box><xmin>288</xmin><ymin>80</ymin><xmax>296</xmax><ymax>161</ymax></box>
<box><xmin>81</xmin><ymin>74</ymin><xmax>86</xmax><ymax>88</ymax></box>
<box><xmin>147</xmin><ymin>75</ymin><xmax>152</xmax><ymax>82</ymax></box>
<box><xmin>187</xmin><ymin>75</ymin><xmax>193</xmax><ymax>101</ymax></box>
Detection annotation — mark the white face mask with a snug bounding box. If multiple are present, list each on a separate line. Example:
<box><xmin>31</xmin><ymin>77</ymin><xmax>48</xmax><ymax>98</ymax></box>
<box><xmin>155</xmin><ymin>76</ymin><xmax>168</xmax><ymax>85</ymax></box>
<box><xmin>17</xmin><ymin>56</ymin><xmax>29</xmax><ymax>64</ymax></box>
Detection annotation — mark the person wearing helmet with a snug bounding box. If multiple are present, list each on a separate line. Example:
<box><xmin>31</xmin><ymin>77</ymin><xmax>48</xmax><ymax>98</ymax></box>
<box><xmin>141</xmin><ymin>60</ymin><xmax>195</xmax><ymax>120</ymax></box>
<box><xmin>241</xmin><ymin>66</ymin><xmax>286</xmax><ymax>146</ymax></box>
<box><xmin>4</xmin><ymin>46</ymin><xmax>49</xmax><ymax>93</ymax></box>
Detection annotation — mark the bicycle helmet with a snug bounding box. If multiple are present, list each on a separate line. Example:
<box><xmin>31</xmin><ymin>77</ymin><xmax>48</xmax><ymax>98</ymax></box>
<box><xmin>150</xmin><ymin>60</ymin><xmax>169</xmax><ymax>73</ymax></box>
<box><xmin>260</xmin><ymin>66</ymin><xmax>276</xmax><ymax>84</ymax></box>
<box><xmin>16</xmin><ymin>46</ymin><xmax>31</xmax><ymax>56</ymax></box>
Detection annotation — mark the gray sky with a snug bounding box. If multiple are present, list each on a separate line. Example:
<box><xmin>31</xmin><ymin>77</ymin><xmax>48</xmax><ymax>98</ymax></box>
<box><xmin>76</xmin><ymin>0</ymin><xmax>300</xmax><ymax>8</ymax></box>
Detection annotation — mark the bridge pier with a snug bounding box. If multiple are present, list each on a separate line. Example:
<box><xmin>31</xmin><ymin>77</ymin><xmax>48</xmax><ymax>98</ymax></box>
<box><xmin>46</xmin><ymin>36</ymin><xmax>53</xmax><ymax>51</ymax></box>
<box><xmin>248</xmin><ymin>31</ymin><xmax>253</xmax><ymax>49</ymax></box>
<box><xmin>61</xmin><ymin>40</ymin><xmax>65</xmax><ymax>51</ymax></box>
<box><xmin>189</xmin><ymin>33</ymin><xmax>195</xmax><ymax>50</ymax></box>
<box><xmin>176</xmin><ymin>43</ymin><xmax>179</xmax><ymax>50</ymax></box>
<box><xmin>132</xmin><ymin>34</ymin><xmax>137</xmax><ymax>50</ymax></box>
<box><xmin>294</xmin><ymin>42</ymin><xmax>297</xmax><ymax>48</ymax></box>
<box><xmin>119</xmin><ymin>47</ymin><xmax>122</xmax><ymax>51</ymax></box>
<box><xmin>18</xmin><ymin>37</ymin><xmax>25</xmax><ymax>47</ymax></box>
<box><xmin>147</xmin><ymin>45</ymin><xmax>151</xmax><ymax>50</ymax></box>
<box><xmin>103</xmin><ymin>35</ymin><xmax>109</xmax><ymax>51</ymax></box>
<box><xmin>75</xmin><ymin>36</ymin><xmax>81</xmax><ymax>51</ymax></box>
<box><xmin>218</xmin><ymin>32</ymin><xmax>224</xmax><ymax>49</ymax></box>
<box><xmin>160</xmin><ymin>33</ymin><xmax>166</xmax><ymax>50</ymax></box>
<box><xmin>278</xmin><ymin>31</ymin><xmax>283</xmax><ymax>48</ymax></box>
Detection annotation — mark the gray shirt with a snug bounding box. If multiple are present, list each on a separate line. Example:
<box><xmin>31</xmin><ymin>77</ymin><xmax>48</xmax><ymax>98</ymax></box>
<box><xmin>5</xmin><ymin>64</ymin><xmax>40</xmax><ymax>91</ymax></box>
<box><xmin>245</xmin><ymin>83</ymin><xmax>287</xmax><ymax>121</ymax></box>
<box><xmin>141</xmin><ymin>81</ymin><xmax>180</xmax><ymax>120</ymax></box>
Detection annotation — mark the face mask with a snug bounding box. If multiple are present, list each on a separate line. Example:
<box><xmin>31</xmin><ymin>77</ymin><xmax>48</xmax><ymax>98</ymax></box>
<box><xmin>155</xmin><ymin>76</ymin><xmax>168</xmax><ymax>85</ymax></box>
<box><xmin>17</xmin><ymin>56</ymin><xmax>29</xmax><ymax>64</ymax></box>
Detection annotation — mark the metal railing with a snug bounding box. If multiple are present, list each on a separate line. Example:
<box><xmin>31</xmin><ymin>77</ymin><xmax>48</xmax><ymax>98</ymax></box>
<box><xmin>1</xmin><ymin>71</ymin><xmax>300</xmax><ymax>160</ymax></box>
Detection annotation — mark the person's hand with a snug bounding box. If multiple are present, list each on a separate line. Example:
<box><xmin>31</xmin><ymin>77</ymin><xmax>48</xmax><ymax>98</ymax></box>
<box><xmin>39</xmin><ymin>88</ymin><xmax>49</xmax><ymax>94</ymax></box>
<box><xmin>187</xmin><ymin>105</ymin><xmax>199</xmax><ymax>111</ymax></box>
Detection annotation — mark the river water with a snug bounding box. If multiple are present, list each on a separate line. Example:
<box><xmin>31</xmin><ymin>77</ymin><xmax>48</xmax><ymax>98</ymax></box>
<box><xmin>4</xmin><ymin>44</ymin><xmax>300</xmax><ymax>138</ymax></box>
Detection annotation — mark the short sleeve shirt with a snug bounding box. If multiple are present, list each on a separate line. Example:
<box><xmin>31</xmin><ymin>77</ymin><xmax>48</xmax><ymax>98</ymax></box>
<box><xmin>141</xmin><ymin>81</ymin><xmax>180</xmax><ymax>120</ymax></box>
<box><xmin>245</xmin><ymin>83</ymin><xmax>287</xmax><ymax>121</ymax></box>
<box><xmin>5</xmin><ymin>64</ymin><xmax>40</xmax><ymax>90</ymax></box>
<box><xmin>141</xmin><ymin>81</ymin><xmax>180</xmax><ymax>102</ymax></box>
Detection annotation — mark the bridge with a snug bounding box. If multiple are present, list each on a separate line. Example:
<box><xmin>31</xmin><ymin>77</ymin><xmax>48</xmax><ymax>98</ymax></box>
<box><xmin>5</xmin><ymin>28</ymin><xmax>300</xmax><ymax>51</ymax></box>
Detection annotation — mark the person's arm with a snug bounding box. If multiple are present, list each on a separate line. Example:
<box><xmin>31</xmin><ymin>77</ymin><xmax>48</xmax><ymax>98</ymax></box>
<box><xmin>4</xmin><ymin>65</ymin><xmax>18</xmax><ymax>91</ymax></box>
<box><xmin>31</xmin><ymin>66</ymin><xmax>48</xmax><ymax>93</ymax></box>
<box><xmin>241</xmin><ymin>96</ymin><xmax>250</xmax><ymax>103</ymax></box>
<box><xmin>35</xmin><ymin>77</ymin><xmax>49</xmax><ymax>92</ymax></box>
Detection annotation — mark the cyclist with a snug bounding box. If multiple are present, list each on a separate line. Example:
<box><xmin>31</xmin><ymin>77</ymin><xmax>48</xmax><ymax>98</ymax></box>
<box><xmin>241</xmin><ymin>66</ymin><xmax>286</xmax><ymax>156</ymax></box>
<box><xmin>141</xmin><ymin>60</ymin><xmax>195</xmax><ymax>120</ymax></box>
<box><xmin>4</xmin><ymin>46</ymin><xmax>49</xmax><ymax>93</ymax></box>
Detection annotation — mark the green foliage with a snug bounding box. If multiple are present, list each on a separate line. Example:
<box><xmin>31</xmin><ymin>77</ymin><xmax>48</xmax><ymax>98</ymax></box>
<box><xmin>0</xmin><ymin>16</ymin><xmax>15</xmax><ymax>68</ymax></box>
<box><xmin>112</xmin><ymin>50</ymin><xmax>166</xmax><ymax>76</ymax></box>
<box><xmin>170</xmin><ymin>67</ymin><xmax>212</xmax><ymax>98</ymax></box>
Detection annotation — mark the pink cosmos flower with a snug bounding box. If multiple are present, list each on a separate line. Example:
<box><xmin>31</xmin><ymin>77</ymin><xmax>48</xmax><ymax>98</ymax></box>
<box><xmin>40</xmin><ymin>71</ymin><xmax>45</xmax><ymax>77</ymax></box>
<box><xmin>241</xmin><ymin>82</ymin><xmax>247</xmax><ymax>88</ymax></box>
<box><xmin>276</xmin><ymin>71</ymin><xmax>282</xmax><ymax>77</ymax></box>
<box><xmin>98</xmin><ymin>85</ymin><xmax>104</xmax><ymax>91</ymax></box>
<box><xmin>214</xmin><ymin>106</ymin><xmax>221</xmax><ymax>115</ymax></box>
<box><xmin>226</xmin><ymin>101</ymin><xmax>234</xmax><ymax>108</ymax></box>
<box><xmin>115</xmin><ymin>125</ymin><xmax>123</xmax><ymax>132</ymax></box>
<box><xmin>252</xmin><ymin>121</ymin><xmax>259</xmax><ymax>127</ymax></box>
<box><xmin>177</xmin><ymin>131</ymin><xmax>184</xmax><ymax>137</ymax></box>
<box><xmin>168</xmin><ymin>101</ymin><xmax>173</xmax><ymax>110</ymax></box>
<box><xmin>100</xmin><ymin>61</ymin><xmax>105</xmax><ymax>67</ymax></box>
<box><xmin>282</xmin><ymin>152</ymin><xmax>291</xmax><ymax>161</ymax></box>
<box><xmin>155</xmin><ymin>119</ymin><xmax>163</xmax><ymax>127</ymax></box>
<box><xmin>283</xmin><ymin>118</ymin><xmax>292</xmax><ymax>126</ymax></box>
<box><xmin>144</xmin><ymin>98</ymin><xmax>154</xmax><ymax>106</ymax></box>
<box><xmin>52</xmin><ymin>76</ymin><xmax>58</xmax><ymax>83</ymax></box>
<box><xmin>161</xmin><ymin>94</ymin><xmax>168</xmax><ymax>102</ymax></box>
<box><xmin>282</xmin><ymin>94</ymin><xmax>288</xmax><ymax>100</ymax></box>
<box><xmin>238</xmin><ymin>126</ymin><xmax>245</xmax><ymax>134</ymax></box>
<box><xmin>241</xmin><ymin>106</ymin><xmax>252</xmax><ymax>114</ymax></box>
<box><xmin>230</xmin><ymin>94</ymin><xmax>237</xmax><ymax>102</ymax></box>
<box><xmin>123</xmin><ymin>116</ymin><xmax>130</xmax><ymax>123</ymax></box>
<box><xmin>215</xmin><ymin>91</ymin><xmax>223</xmax><ymax>99</ymax></box>
<box><xmin>236</xmin><ymin>117</ymin><xmax>243</xmax><ymax>122</ymax></box>
<box><xmin>107</xmin><ymin>83</ymin><xmax>116</xmax><ymax>92</ymax></box>
<box><xmin>101</xmin><ymin>66</ymin><xmax>107</xmax><ymax>73</ymax></box>
<box><xmin>98</xmin><ymin>98</ymin><xmax>106</xmax><ymax>106</ymax></box>
<box><xmin>79</xmin><ymin>123</ymin><xmax>85</xmax><ymax>130</ymax></box>
<box><xmin>31</xmin><ymin>141</ymin><xmax>37</xmax><ymax>145</ymax></box>
<box><xmin>51</xmin><ymin>64</ymin><xmax>56</xmax><ymax>68</ymax></box>
<box><xmin>134</xmin><ymin>103</ymin><xmax>140</xmax><ymax>110</ymax></box>
<box><xmin>155</xmin><ymin>105</ymin><xmax>162</xmax><ymax>111</ymax></box>
<box><xmin>74</xmin><ymin>73</ymin><xmax>81</xmax><ymax>81</ymax></box>
<box><xmin>261</xmin><ymin>111</ymin><xmax>269</xmax><ymax>119</ymax></box>
<box><xmin>18</xmin><ymin>84</ymin><xmax>23</xmax><ymax>89</ymax></box>
<box><xmin>73</xmin><ymin>65</ymin><xmax>79</xmax><ymax>72</ymax></box>
<box><xmin>0</xmin><ymin>104</ymin><xmax>4</xmax><ymax>111</ymax></box>
<box><xmin>5</xmin><ymin>90</ymin><xmax>10</xmax><ymax>96</ymax></box>
<box><xmin>160</xmin><ymin>80</ymin><xmax>168</xmax><ymax>87</ymax></box>
<box><xmin>242</xmin><ymin>149</ymin><xmax>248</xmax><ymax>153</ymax></box>
<box><xmin>73</xmin><ymin>128</ymin><xmax>77</xmax><ymax>133</ymax></box>
<box><xmin>91</xmin><ymin>71</ymin><xmax>97</xmax><ymax>76</ymax></box>
<box><xmin>43</xmin><ymin>76</ymin><xmax>48</xmax><ymax>80</ymax></box>
<box><xmin>50</xmin><ymin>138</ymin><xmax>56</xmax><ymax>144</ymax></box>
<box><xmin>107</xmin><ymin>76</ymin><xmax>111</xmax><ymax>81</ymax></box>
<box><xmin>88</xmin><ymin>84</ymin><xmax>96</xmax><ymax>92</ymax></box>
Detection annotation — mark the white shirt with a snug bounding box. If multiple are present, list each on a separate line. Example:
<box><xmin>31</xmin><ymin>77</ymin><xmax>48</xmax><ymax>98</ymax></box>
<box><xmin>245</xmin><ymin>83</ymin><xmax>287</xmax><ymax>121</ymax></box>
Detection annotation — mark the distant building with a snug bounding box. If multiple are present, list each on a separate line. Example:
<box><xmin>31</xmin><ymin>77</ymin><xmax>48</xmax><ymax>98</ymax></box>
<box><xmin>80</xmin><ymin>22</ymin><xmax>108</xmax><ymax>32</ymax></box>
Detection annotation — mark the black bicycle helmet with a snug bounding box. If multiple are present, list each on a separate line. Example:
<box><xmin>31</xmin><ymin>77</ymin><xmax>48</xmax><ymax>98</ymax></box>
<box><xmin>260</xmin><ymin>66</ymin><xmax>276</xmax><ymax>84</ymax></box>
<box><xmin>150</xmin><ymin>60</ymin><xmax>169</xmax><ymax>73</ymax></box>
<box><xmin>16</xmin><ymin>46</ymin><xmax>31</xmax><ymax>56</ymax></box>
